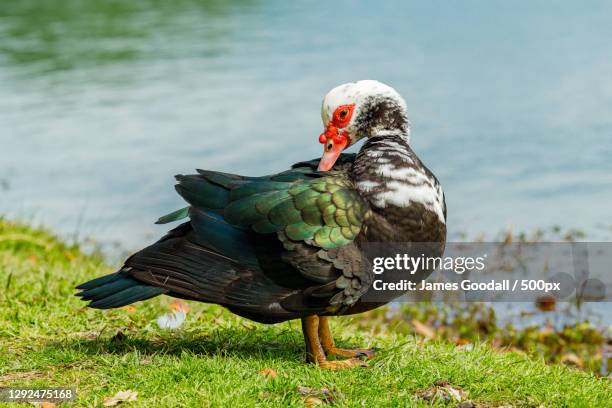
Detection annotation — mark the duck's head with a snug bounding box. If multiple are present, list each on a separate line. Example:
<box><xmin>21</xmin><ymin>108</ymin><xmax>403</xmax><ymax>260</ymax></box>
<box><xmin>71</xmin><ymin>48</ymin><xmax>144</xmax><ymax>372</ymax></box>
<box><xmin>318</xmin><ymin>80</ymin><xmax>410</xmax><ymax>171</ymax></box>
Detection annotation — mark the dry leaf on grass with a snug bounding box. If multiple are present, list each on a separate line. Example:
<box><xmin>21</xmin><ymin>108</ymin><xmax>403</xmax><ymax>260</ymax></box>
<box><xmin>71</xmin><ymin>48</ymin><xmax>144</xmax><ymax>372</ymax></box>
<box><xmin>103</xmin><ymin>390</ymin><xmax>138</xmax><ymax>406</ymax></box>
<box><xmin>121</xmin><ymin>305</ymin><xmax>136</xmax><ymax>313</ymax></box>
<box><xmin>416</xmin><ymin>380</ymin><xmax>467</xmax><ymax>403</ymax></box>
<box><xmin>69</xmin><ymin>330</ymin><xmax>100</xmax><ymax>340</ymax></box>
<box><xmin>30</xmin><ymin>402</ymin><xmax>56</xmax><ymax>408</ymax></box>
<box><xmin>169</xmin><ymin>300</ymin><xmax>191</xmax><ymax>313</ymax></box>
<box><xmin>259</xmin><ymin>368</ymin><xmax>278</xmax><ymax>378</ymax></box>
<box><xmin>297</xmin><ymin>386</ymin><xmax>340</xmax><ymax>404</ymax></box>
<box><xmin>457</xmin><ymin>343</ymin><xmax>474</xmax><ymax>352</ymax></box>
<box><xmin>411</xmin><ymin>319</ymin><xmax>436</xmax><ymax>339</ymax></box>
<box><xmin>0</xmin><ymin>369</ymin><xmax>46</xmax><ymax>383</ymax></box>
<box><xmin>535</xmin><ymin>295</ymin><xmax>556</xmax><ymax>312</ymax></box>
<box><xmin>304</xmin><ymin>396</ymin><xmax>325</xmax><ymax>406</ymax></box>
<box><xmin>560</xmin><ymin>353</ymin><xmax>584</xmax><ymax>368</ymax></box>
<box><xmin>455</xmin><ymin>401</ymin><xmax>499</xmax><ymax>408</ymax></box>
<box><xmin>455</xmin><ymin>338</ymin><xmax>470</xmax><ymax>346</ymax></box>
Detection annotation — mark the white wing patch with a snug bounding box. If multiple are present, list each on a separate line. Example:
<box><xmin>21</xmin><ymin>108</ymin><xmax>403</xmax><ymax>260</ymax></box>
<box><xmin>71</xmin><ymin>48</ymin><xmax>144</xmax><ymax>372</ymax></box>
<box><xmin>356</xmin><ymin>180</ymin><xmax>381</xmax><ymax>192</ymax></box>
<box><xmin>355</xmin><ymin>137</ymin><xmax>446</xmax><ymax>224</ymax></box>
<box><xmin>372</xmin><ymin>180</ymin><xmax>446</xmax><ymax>223</ymax></box>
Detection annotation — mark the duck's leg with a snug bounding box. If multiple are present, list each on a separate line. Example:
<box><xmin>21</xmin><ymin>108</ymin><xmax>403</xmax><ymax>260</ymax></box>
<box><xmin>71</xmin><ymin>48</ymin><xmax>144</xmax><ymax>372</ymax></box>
<box><xmin>317</xmin><ymin>316</ymin><xmax>375</xmax><ymax>359</ymax></box>
<box><xmin>301</xmin><ymin>316</ymin><xmax>368</xmax><ymax>369</ymax></box>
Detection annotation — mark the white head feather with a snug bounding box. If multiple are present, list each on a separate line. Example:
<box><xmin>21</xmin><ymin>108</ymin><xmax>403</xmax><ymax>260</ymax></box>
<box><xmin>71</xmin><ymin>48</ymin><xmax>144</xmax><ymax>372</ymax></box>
<box><xmin>321</xmin><ymin>80</ymin><xmax>410</xmax><ymax>142</ymax></box>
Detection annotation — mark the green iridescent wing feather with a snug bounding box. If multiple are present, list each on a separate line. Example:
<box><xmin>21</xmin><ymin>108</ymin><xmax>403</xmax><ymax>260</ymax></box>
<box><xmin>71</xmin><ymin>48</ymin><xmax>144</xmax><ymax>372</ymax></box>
<box><xmin>223</xmin><ymin>174</ymin><xmax>367</xmax><ymax>250</ymax></box>
<box><xmin>152</xmin><ymin>157</ymin><xmax>369</xmax><ymax>308</ymax></box>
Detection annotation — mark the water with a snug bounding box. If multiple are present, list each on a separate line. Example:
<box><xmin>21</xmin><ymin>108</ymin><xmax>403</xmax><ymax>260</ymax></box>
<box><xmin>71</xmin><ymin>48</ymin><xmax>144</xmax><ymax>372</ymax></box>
<box><xmin>2</xmin><ymin>0</ymin><xmax>612</xmax><ymax>252</ymax></box>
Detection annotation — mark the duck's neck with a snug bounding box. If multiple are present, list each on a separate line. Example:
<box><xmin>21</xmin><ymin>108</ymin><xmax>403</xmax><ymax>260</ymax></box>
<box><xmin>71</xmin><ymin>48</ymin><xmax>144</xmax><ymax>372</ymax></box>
<box><xmin>351</xmin><ymin>133</ymin><xmax>446</xmax><ymax>224</ymax></box>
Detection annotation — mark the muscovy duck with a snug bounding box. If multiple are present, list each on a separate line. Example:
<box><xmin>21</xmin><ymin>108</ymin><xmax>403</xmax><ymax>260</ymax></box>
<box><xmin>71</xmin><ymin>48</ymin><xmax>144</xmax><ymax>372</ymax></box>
<box><xmin>77</xmin><ymin>80</ymin><xmax>446</xmax><ymax>369</ymax></box>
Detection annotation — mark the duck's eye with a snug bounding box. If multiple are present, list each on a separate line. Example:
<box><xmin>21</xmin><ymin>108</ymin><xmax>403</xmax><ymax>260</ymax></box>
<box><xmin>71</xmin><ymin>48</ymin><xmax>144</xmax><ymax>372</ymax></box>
<box><xmin>332</xmin><ymin>104</ymin><xmax>355</xmax><ymax>126</ymax></box>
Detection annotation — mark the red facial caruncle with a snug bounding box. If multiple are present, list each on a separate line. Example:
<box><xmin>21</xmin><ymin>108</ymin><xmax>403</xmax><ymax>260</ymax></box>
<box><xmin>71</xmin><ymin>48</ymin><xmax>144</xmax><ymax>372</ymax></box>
<box><xmin>317</xmin><ymin>104</ymin><xmax>355</xmax><ymax>172</ymax></box>
<box><xmin>318</xmin><ymin>104</ymin><xmax>356</xmax><ymax>146</ymax></box>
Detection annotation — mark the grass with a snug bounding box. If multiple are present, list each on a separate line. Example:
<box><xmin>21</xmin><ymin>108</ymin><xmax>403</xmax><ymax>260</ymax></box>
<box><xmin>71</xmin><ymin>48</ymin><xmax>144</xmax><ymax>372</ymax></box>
<box><xmin>0</xmin><ymin>219</ymin><xmax>610</xmax><ymax>407</ymax></box>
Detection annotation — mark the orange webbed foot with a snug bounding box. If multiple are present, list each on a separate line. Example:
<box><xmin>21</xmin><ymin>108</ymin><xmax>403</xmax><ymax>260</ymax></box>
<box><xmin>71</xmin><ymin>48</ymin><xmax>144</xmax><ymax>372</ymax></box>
<box><xmin>325</xmin><ymin>347</ymin><xmax>375</xmax><ymax>360</ymax></box>
<box><xmin>318</xmin><ymin>357</ymin><xmax>369</xmax><ymax>370</ymax></box>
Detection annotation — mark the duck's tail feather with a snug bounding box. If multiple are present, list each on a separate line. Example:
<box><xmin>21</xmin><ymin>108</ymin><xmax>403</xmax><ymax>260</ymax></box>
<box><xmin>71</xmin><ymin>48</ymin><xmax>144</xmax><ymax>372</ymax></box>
<box><xmin>76</xmin><ymin>270</ymin><xmax>167</xmax><ymax>309</ymax></box>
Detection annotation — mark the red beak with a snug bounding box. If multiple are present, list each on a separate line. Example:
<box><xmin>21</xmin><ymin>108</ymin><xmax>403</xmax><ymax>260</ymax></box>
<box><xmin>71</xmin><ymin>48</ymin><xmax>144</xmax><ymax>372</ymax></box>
<box><xmin>317</xmin><ymin>124</ymin><xmax>349</xmax><ymax>171</ymax></box>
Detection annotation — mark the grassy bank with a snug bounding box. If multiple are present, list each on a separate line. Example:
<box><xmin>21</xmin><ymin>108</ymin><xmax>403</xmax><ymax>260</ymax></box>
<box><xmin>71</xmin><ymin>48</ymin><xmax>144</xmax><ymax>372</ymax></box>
<box><xmin>0</xmin><ymin>219</ymin><xmax>610</xmax><ymax>407</ymax></box>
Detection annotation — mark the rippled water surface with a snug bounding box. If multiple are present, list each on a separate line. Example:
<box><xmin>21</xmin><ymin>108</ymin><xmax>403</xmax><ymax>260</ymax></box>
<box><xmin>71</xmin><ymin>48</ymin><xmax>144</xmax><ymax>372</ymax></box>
<box><xmin>2</xmin><ymin>0</ymin><xmax>612</xmax><ymax>250</ymax></box>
